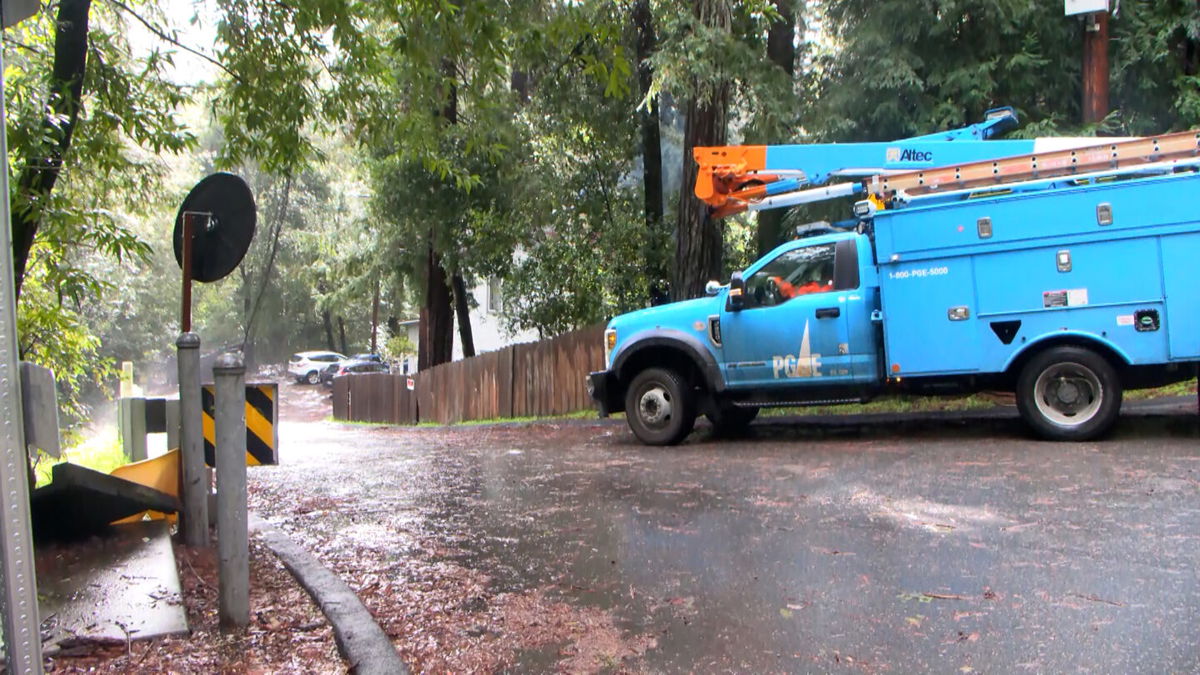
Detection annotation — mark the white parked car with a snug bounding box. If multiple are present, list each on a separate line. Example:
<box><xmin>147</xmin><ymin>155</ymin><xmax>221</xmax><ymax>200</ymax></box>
<box><xmin>288</xmin><ymin>351</ymin><xmax>346</xmax><ymax>384</ymax></box>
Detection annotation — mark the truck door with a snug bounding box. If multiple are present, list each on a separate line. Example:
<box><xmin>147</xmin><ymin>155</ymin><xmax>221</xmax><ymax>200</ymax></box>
<box><xmin>721</xmin><ymin>239</ymin><xmax>859</xmax><ymax>388</ymax></box>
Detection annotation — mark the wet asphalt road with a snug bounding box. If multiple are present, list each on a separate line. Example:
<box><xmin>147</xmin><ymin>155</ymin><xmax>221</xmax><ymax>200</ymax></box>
<box><xmin>254</xmin><ymin>394</ymin><xmax>1200</xmax><ymax>673</ymax></box>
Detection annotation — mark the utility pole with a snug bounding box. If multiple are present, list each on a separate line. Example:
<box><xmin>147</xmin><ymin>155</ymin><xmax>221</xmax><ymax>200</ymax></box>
<box><xmin>1082</xmin><ymin>10</ymin><xmax>1109</xmax><ymax>124</ymax></box>
<box><xmin>1066</xmin><ymin>0</ymin><xmax>1111</xmax><ymax>124</ymax></box>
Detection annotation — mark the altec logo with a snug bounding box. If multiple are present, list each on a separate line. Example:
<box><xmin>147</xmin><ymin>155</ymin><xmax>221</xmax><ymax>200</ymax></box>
<box><xmin>886</xmin><ymin>147</ymin><xmax>934</xmax><ymax>163</ymax></box>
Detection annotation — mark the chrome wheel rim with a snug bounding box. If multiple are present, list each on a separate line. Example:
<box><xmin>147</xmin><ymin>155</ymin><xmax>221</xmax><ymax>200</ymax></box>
<box><xmin>1034</xmin><ymin>361</ymin><xmax>1102</xmax><ymax>427</ymax></box>
<box><xmin>638</xmin><ymin>385</ymin><xmax>673</xmax><ymax>429</ymax></box>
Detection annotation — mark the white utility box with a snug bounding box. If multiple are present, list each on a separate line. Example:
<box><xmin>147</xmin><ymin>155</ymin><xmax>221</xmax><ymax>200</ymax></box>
<box><xmin>1064</xmin><ymin>0</ymin><xmax>1110</xmax><ymax>16</ymax></box>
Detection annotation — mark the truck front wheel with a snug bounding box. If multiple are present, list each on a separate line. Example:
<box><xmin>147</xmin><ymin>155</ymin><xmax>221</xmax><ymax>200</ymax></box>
<box><xmin>1016</xmin><ymin>346</ymin><xmax>1122</xmax><ymax>441</ymax></box>
<box><xmin>624</xmin><ymin>367</ymin><xmax>696</xmax><ymax>446</ymax></box>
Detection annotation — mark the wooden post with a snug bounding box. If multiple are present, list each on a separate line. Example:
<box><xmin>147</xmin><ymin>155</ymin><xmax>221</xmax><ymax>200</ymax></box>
<box><xmin>1082</xmin><ymin>11</ymin><xmax>1109</xmax><ymax>124</ymax></box>
<box><xmin>213</xmin><ymin>352</ymin><xmax>248</xmax><ymax>629</ymax></box>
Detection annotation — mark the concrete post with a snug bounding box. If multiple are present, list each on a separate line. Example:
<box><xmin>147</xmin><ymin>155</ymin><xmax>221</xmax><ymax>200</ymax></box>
<box><xmin>118</xmin><ymin>397</ymin><xmax>147</xmax><ymax>462</ymax></box>
<box><xmin>165</xmin><ymin>398</ymin><xmax>180</xmax><ymax>452</ymax></box>
<box><xmin>213</xmin><ymin>352</ymin><xmax>248</xmax><ymax>629</ymax></box>
<box><xmin>177</xmin><ymin>333</ymin><xmax>208</xmax><ymax>548</ymax></box>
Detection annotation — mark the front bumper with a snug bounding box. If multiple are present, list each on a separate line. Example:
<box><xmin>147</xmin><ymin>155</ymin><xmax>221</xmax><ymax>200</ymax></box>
<box><xmin>586</xmin><ymin>370</ymin><xmax>620</xmax><ymax>417</ymax></box>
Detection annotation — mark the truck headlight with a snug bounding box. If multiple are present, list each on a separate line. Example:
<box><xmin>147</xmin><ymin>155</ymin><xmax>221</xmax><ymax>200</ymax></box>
<box><xmin>604</xmin><ymin>329</ymin><xmax>617</xmax><ymax>365</ymax></box>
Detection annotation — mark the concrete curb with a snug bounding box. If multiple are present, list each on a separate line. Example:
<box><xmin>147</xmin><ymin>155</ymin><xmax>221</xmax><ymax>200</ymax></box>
<box><xmin>249</xmin><ymin>513</ymin><xmax>407</xmax><ymax>675</ymax></box>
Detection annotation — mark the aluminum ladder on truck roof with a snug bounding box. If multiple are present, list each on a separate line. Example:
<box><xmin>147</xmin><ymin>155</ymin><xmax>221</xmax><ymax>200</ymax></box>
<box><xmin>866</xmin><ymin>130</ymin><xmax>1200</xmax><ymax>203</ymax></box>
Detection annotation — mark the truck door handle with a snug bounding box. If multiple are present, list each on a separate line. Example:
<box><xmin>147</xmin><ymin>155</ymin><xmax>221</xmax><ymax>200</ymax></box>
<box><xmin>815</xmin><ymin>307</ymin><xmax>840</xmax><ymax>319</ymax></box>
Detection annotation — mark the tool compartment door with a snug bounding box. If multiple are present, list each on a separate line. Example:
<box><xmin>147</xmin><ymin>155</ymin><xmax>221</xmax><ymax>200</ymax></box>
<box><xmin>879</xmin><ymin>255</ymin><xmax>979</xmax><ymax>376</ymax></box>
<box><xmin>1162</xmin><ymin>231</ymin><xmax>1200</xmax><ymax>360</ymax></box>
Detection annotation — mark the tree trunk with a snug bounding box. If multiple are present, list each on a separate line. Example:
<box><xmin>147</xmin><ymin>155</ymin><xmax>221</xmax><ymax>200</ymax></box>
<box><xmin>337</xmin><ymin>316</ymin><xmax>348</xmax><ymax>355</ymax></box>
<box><xmin>673</xmin><ymin>0</ymin><xmax>731</xmax><ymax>302</ymax></box>
<box><xmin>511</xmin><ymin>70</ymin><xmax>530</xmax><ymax>102</ymax></box>
<box><xmin>417</xmin><ymin>54</ymin><xmax>460</xmax><ymax>370</ymax></box>
<box><xmin>241</xmin><ymin>268</ymin><xmax>254</xmax><ymax>368</ymax></box>
<box><xmin>244</xmin><ymin>175</ymin><xmax>290</xmax><ymax>351</ymax></box>
<box><xmin>674</xmin><ymin>99</ymin><xmax>729</xmax><ymax>301</ymax></box>
<box><xmin>756</xmin><ymin>0</ymin><xmax>796</xmax><ymax>258</ymax></box>
<box><xmin>370</xmin><ymin>276</ymin><xmax>380</xmax><ymax>353</ymax></box>
<box><xmin>634</xmin><ymin>0</ymin><xmax>667</xmax><ymax>303</ymax></box>
<box><xmin>451</xmin><ymin>273</ymin><xmax>475</xmax><ymax>359</ymax></box>
<box><xmin>418</xmin><ymin>241</ymin><xmax>454</xmax><ymax>369</ymax></box>
<box><xmin>322</xmin><ymin>309</ymin><xmax>335</xmax><ymax>351</ymax></box>
<box><xmin>11</xmin><ymin>0</ymin><xmax>91</xmax><ymax>299</ymax></box>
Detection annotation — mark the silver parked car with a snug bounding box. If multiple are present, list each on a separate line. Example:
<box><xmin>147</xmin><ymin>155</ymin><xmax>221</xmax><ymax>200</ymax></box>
<box><xmin>288</xmin><ymin>350</ymin><xmax>346</xmax><ymax>384</ymax></box>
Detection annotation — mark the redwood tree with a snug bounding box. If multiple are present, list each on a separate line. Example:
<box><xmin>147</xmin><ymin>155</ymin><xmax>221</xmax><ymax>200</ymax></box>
<box><xmin>672</xmin><ymin>0</ymin><xmax>731</xmax><ymax>302</ymax></box>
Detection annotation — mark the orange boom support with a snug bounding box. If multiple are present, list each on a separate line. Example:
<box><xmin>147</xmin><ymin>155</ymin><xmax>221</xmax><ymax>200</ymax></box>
<box><xmin>693</xmin><ymin>145</ymin><xmax>770</xmax><ymax>219</ymax></box>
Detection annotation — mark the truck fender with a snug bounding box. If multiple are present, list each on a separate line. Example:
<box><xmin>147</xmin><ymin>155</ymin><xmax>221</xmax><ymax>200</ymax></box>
<box><xmin>1002</xmin><ymin>331</ymin><xmax>1132</xmax><ymax>374</ymax></box>
<box><xmin>612</xmin><ymin>329</ymin><xmax>726</xmax><ymax>393</ymax></box>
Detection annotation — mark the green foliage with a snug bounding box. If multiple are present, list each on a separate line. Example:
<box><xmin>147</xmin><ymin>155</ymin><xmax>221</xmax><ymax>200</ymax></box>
<box><xmin>34</xmin><ymin>427</ymin><xmax>127</xmax><ymax>488</ymax></box>
<box><xmin>6</xmin><ymin>1</ymin><xmax>194</xmax><ymax>424</ymax></box>
<box><xmin>806</xmin><ymin>1</ymin><xmax>1200</xmax><ymax>141</ymax></box>
<box><xmin>16</xmin><ymin>271</ymin><xmax>110</xmax><ymax>425</ymax></box>
<box><xmin>384</xmin><ymin>333</ymin><xmax>416</xmax><ymax>360</ymax></box>
<box><xmin>805</xmin><ymin>0</ymin><xmax>1082</xmax><ymax>141</ymax></box>
<box><xmin>1109</xmin><ymin>1</ymin><xmax>1200</xmax><ymax>132</ymax></box>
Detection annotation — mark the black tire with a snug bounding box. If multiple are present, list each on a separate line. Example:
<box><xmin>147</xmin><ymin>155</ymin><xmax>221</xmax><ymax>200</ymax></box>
<box><xmin>1016</xmin><ymin>346</ymin><xmax>1122</xmax><ymax>441</ymax></box>
<box><xmin>624</xmin><ymin>367</ymin><xmax>696</xmax><ymax>446</ymax></box>
<box><xmin>306</xmin><ymin>370</ymin><xmax>321</xmax><ymax>385</ymax></box>
<box><xmin>705</xmin><ymin>404</ymin><xmax>759</xmax><ymax>436</ymax></box>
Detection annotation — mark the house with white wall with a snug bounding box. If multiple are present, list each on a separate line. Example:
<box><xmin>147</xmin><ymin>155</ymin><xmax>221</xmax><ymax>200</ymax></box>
<box><xmin>395</xmin><ymin>276</ymin><xmax>538</xmax><ymax>373</ymax></box>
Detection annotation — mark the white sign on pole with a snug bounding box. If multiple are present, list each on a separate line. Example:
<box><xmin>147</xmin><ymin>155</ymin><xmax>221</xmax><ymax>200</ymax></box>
<box><xmin>1064</xmin><ymin>0</ymin><xmax>1109</xmax><ymax>16</ymax></box>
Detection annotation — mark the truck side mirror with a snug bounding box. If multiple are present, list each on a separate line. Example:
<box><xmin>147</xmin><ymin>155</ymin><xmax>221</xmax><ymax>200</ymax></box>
<box><xmin>726</xmin><ymin>272</ymin><xmax>746</xmax><ymax>311</ymax></box>
<box><xmin>704</xmin><ymin>280</ymin><xmax>721</xmax><ymax>296</ymax></box>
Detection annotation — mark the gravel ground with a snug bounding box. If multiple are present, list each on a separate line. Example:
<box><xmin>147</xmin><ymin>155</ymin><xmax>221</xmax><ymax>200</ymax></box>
<box><xmin>42</xmin><ymin>537</ymin><xmax>342</xmax><ymax>672</ymax></box>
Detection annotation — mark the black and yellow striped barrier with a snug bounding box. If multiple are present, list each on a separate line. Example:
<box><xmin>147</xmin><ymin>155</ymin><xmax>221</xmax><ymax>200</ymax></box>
<box><xmin>201</xmin><ymin>382</ymin><xmax>278</xmax><ymax>466</ymax></box>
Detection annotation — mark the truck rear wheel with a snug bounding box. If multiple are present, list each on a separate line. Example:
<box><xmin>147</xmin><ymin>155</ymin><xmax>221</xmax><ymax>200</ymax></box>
<box><xmin>624</xmin><ymin>367</ymin><xmax>696</xmax><ymax>446</ymax></box>
<box><xmin>1016</xmin><ymin>346</ymin><xmax>1122</xmax><ymax>441</ymax></box>
<box><xmin>705</xmin><ymin>404</ymin><xmax>759</xmax><ymax>436</ymax></box>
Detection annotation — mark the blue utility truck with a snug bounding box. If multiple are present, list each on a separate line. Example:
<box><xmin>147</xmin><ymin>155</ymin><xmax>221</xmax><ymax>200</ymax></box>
<box><xmin>588</xmin><ymin>111</ymin><xmax>1200</xmax><ymax>445</ymax></box>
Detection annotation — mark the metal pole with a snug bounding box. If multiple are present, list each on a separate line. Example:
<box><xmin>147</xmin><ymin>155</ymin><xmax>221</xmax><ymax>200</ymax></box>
<box><xmin>0</xmin><ymin>42</ymin><xmax>42</xmax><ymax>675</ymax></box>
<box><xmin>177</xmin><ymin>333</ymin><xmax>208</xmax><ymax>548</ymax></box>
<box><xmin>181</xmin><ymin>215</ymin><xmax>195</xmax><ymax>333</ymax></box>
<box><xmin>213</xmin><ymin>352</ymin><xmax>248</xmax><ymax>629</ymax></box>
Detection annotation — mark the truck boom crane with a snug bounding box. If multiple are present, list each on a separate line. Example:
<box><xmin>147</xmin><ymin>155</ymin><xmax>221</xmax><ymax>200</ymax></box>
<box><xmin>693</xmin><ymin>108</ymin><xmax>1195</xmax><ymax>219</ymax></box>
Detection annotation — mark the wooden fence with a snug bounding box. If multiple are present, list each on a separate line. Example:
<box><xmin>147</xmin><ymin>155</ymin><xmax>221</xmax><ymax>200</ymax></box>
<box><xmin>332</xmin><ymin>372</ymin><xmax>418</xmax><ymax>424</ymax></box>
<box><xmin>332</xmin><ymin>324</ymin><xmax>606</xmax><ymax>425</ymax></box>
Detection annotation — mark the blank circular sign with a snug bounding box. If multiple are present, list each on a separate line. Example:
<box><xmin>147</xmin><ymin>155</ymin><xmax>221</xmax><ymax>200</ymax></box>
<box><xmin>173</xmin><ymin>173</ymin><xmax>257</xmax><ymax>282</ymax></box>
